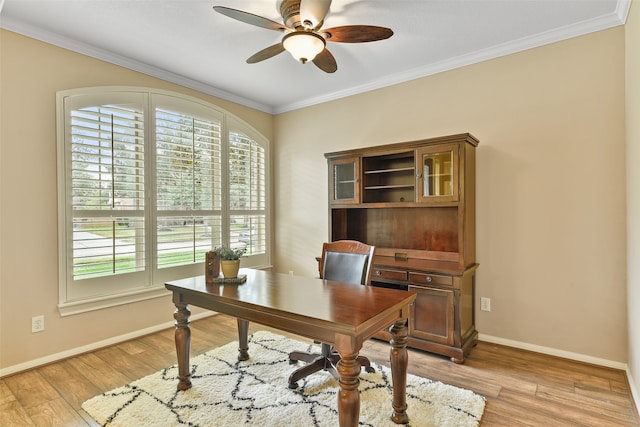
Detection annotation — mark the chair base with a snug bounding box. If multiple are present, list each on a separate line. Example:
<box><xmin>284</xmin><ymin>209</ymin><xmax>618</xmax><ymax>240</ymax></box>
<box><xmin>288</xmin><ymin>344</ymin><xmax>375</xmax><ymax>389</ymax></box>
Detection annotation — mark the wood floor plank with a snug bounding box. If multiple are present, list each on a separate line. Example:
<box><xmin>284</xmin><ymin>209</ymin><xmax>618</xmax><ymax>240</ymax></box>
<box><xmin>116</xmin><ymin>339</ymin><xmax>149</xmax><ymax>356</ymax></box>
<box><xmin>25</xmin><ymin>397</ymin><xmax>88</xmax><ymax>427</ymax></box>
<box><xmin>65</xmin><ymin>352</ymin><xmax>131</xmax><ymax>392</ymax></box>
<box><xmin>0</xmin><ymin>400</ymin><xmax>35</xmax><ymax>426</ymax></box>
<box><xmin>77</xmin><ymin>408</ymin><xmax>101</xmax><ymax>426</ymax></box>
<box><xmin>37</xmin><ymin>360</ymin><xmax>102</xmax><ymax>409</ymax></box>
<box><xmin>575</xmin><ymin>381</ymin><xmax>636</xmax><ymax>409</ymax></box>
<box><xmin>482</xmin><ymin>398</ymin><xmax>571</xmax><ymax>427</ymax></box>
<box><xmin>92</xmin><ymin>345</ymin><xmax>157</xmax><ymax>382</ymax></box>
<box><xmin>469</xmin><ymin>345</ymin><xmax>580</xmax><ymax>392</ymax></box>
<box><xmin>500</xmin><ymin>387</ymin><xmax>637</xmax><ymax>426</ymax></box>
<box><xmin>536</xmin><ymin>384</ymin><xmax>639</xmax><ymax>425</ymax></box>
<box><xmin>404</xmin><ymin>358</ymin><xmax>505</xmax><ymax>398</ymax></box>
<box><xmin>0</xmin><ymin>380</ymin><xmax>18</xmax><ymax>405</ymax></box>
<box><xmin>3</xmin><ymin>370</ymin><xmax>60</xmax><ymax>409</ymax></box>
<box><xmin>138</xmin><ymin>330</ymin><xmax>176</xmax><ymax>355</ymax></box>
<box><xmin>461</xmin><ymin>357</ymin><xmax>539</xmax><ymax>396</ymax></box>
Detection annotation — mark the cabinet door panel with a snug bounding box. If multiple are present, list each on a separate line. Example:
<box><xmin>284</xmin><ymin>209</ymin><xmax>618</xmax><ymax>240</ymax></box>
<box><xmin>416</xmin><ymin>143</ymin><xmax>459</xmax><ymax>203</ymax></box>
<box><xmin>409</xmin><ymin>286</ymin><xmax>454</xmax><ymax>345</ymax></box>
<box><xmin>330</xmin><ymin>157</ymin><xmax>360</xmax><ymax>204</ymax></box>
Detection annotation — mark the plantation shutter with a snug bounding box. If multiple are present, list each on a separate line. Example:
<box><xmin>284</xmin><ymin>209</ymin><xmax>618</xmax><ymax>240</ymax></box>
<box><xmin>66</xmin><ymin>95</ymin><xmax>146</xmax><ymax>287</ymax></box>
<box><xmin>154</xmin><ymin>98</ymin><xmax>223</xmax><ymax>269</ymax></box>
<box><xmin>228</xmin><ymin>118</ymin><xmax>267</xmax><ymax>257</ymax></box>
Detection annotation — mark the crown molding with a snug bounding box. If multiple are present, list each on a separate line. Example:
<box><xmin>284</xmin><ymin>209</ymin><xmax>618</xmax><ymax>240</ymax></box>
<box><xmin>0</xmin><ymin>15</ymin><xmax>276</xmax><ymax>114</ymax></box>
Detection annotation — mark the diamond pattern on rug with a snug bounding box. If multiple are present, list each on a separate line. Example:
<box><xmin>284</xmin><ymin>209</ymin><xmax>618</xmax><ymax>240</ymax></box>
<box><xmin>82</xmin><ymin>330</ymin><xmax>485</xmax><ymax>426</ymax></box>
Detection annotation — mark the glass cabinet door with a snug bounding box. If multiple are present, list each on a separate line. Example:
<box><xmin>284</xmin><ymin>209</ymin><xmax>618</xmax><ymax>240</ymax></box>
<box><xmin>417</xmin><ymin>144</ymin><xmax>458</xmax><ymax>203</ymax></box>
<box><xmin>330</xmin><ymin>157</ymin><xmax>360</xmax><ymax>204</ymax></box>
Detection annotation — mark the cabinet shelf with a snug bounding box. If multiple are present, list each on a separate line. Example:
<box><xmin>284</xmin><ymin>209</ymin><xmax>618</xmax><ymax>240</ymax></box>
<box><xmin>425</xmin><ymin>173</ymin><xmax>452</xmax><ymax>178</ymax></box>
<box><xmin>364</xmin><ymin>167</ymin><xmax>415</xmax><ymax>175</ymax></box>
<box><xmin>364</xmin><ymin>184</ymin><xmax>415</xmax><ymax>190</ymax></box>
<box><xmin>362</xmin><ymin>156</ymin><xmax>415</xmax><ymax>204</ymax></box>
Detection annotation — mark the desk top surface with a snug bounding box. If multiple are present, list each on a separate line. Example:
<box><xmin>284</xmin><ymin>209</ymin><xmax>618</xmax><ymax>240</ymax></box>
<box><xmin>165</xmin><ymin>268</ymin><xmax>415</xmax><ymax>330</ymax></box>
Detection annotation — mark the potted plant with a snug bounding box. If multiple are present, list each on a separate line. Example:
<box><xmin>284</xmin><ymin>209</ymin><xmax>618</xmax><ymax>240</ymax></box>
<box><xmin>214</xmin><ymin>245</ymin><xmax>246</xmax><ymax>278</ymax></box>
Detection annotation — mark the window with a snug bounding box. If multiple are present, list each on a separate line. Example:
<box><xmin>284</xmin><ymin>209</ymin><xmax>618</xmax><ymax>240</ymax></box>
<box><xmin>57</xmin><ymin>88</ymin><xmax>270</xmax><ymax>315</ymax></box>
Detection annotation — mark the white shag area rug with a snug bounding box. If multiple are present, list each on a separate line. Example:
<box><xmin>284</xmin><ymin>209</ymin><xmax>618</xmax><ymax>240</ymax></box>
<box><xmin>82</xmin><ymin>331</ymin><xmax>485</xmax><ymax>426</ymax></box>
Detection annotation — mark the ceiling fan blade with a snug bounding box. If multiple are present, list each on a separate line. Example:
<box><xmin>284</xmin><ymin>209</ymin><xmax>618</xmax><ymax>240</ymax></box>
<box><xmin>322</xmin><ymin>25</ymin><xmax>393</xmax><ymax>43</ymax></box>
<box><xmin>246</xmin><ymin>43</ymin><xmax>286</xmax><ymax>64</ymax></box>
<box><xmin>300</xmin><ymin>0</ymin><xmax>332</xmax><ymax>29</ymax></box>
<box><xmin>312</xmin><ymin>48</ymin><xmax>337</xmax><ymax>73</ymax></box>
<box><xmin>213</xmin><ymin>6</ymin><xmax>289</xmax><ymax>32</ymax></box>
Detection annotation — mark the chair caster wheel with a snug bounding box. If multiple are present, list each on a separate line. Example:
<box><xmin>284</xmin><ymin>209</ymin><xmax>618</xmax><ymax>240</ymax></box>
<box><xmin>365</xmin><ymin>367</ymin><xmax>375</xmax><ymax>373</ymax></box>
<box><xmin>288</xmin><ymin>382</ymin><xmax>298</xmax><ymax>389</ymax></box>
<box><xmin>289</xmin><ymin>359</ymin><xmax>297</xmax><ymax>365</ymax></box>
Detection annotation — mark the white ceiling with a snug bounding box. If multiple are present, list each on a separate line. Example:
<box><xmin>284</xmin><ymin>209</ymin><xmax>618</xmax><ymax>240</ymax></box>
<box><xmin>0</xmin><ymin>0</ymin><xmax>630</xmax><ymax>114</ymax></box>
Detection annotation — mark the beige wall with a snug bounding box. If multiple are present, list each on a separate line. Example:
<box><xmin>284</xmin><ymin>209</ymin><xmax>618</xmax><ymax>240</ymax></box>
<box><xmin>274</xmin><ymin>27</ymin><xmax>627</xmax><ymax>363</ymax></box>
<box><xmin>0</xmin><ymin>22</ymin><xmax>631</xmax><ymax>373</ymax></box>
<box><xmin>0</xmin><ymin>30</ymin><xmax>274</xmax><ymax>369</ymax></box>
<box><xmin>626</xmin><ymin>0</ymin><xmax>640</xmax><ymax>401</ymax></box>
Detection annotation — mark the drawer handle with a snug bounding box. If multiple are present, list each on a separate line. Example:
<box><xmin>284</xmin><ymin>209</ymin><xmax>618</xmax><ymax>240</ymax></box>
<box><xmin>426</xmin><ymin>276</ymin><xmax>432</xmax><ymax>283</ymax></box>
<box><xmin>375</xmin><ymin>270</ymin><xmax>381</xmax><ymax>276</ymax></box>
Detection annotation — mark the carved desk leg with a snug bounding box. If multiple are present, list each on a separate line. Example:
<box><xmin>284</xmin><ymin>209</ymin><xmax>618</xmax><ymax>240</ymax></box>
<box><xmin>336</xmin><ymin>348</ymin><xmax>361</xmax><ymax>427</ymax></box>
<box><xmin>173</xmin><ymin>301</ymin><xmax>192</xmax><ymax>391</ymax></box>
<box><xmin>389</xmin><ymin>320</ymin><xmax>409</xmax><ymax>424</ymax></box>
<box><xmin>237</xmin><ymin>318</ymin><xmax>250</xmax><ymax>361</ymax></box>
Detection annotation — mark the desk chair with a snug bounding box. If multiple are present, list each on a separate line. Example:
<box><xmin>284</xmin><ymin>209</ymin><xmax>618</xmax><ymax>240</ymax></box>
<box><xmin>288</xmin><ymin>240</ymin><xmax>376</xmax><ymax>389</ymax></box>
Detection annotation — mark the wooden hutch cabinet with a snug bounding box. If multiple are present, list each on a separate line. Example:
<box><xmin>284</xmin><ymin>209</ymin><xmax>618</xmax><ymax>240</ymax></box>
<box><xmin>325</xmin><ymin>133</ymin><xmax>479</xmax><ymax>363</ymax></box>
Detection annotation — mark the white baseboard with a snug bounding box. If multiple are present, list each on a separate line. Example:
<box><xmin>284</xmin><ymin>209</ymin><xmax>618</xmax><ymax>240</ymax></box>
<box><xmin>627</xmin><ymin>366</ymin><xmax>640</xmax><ymax>416</ymax></box>
<box><xmin>0</xmin><ymin>312</ymin><xmax>217</xmax><ymax>379</ymax></box>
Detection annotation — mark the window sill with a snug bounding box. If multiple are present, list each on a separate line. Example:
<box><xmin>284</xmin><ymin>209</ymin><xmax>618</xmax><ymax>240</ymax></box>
<box><xmin>58</xmin><ymin>286</ymin><xmax>170</xmax><ymax>317</ymax></box>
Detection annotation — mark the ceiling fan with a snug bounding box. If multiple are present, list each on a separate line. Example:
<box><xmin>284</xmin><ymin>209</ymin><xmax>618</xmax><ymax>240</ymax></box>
<box><xmin>213</xmin><ymin>0</ymin><xmax>393</xmax><ymax>73</ymax></box>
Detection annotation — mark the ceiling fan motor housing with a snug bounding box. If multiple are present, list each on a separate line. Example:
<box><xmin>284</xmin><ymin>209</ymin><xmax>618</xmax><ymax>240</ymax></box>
<box><xmin>280</xmin><ymin>0</ymin><xmax>312</xmax><ymax>29</ymax></box>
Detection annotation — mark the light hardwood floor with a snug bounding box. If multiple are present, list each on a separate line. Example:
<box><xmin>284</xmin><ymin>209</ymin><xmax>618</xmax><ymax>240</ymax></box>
<box><xmin>1</xmin><ymin>314</ymin><xmax>638</xmax><ymax>426</ymax></box>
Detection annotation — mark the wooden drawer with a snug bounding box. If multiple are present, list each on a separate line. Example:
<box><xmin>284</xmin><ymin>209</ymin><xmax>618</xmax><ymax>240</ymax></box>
<box><xmin>372</xmin><ymin>267</ymin><xmax>408</xmax><ymax>282</ymax></box>
<box><xmin>409</xmin><ymin>272</ymin><xmax>452</xmax><ymax>287</ymax></box>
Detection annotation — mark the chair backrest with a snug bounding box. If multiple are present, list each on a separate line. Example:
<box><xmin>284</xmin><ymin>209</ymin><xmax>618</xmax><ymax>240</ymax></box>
<box><xmin>319</xmin><ymin>240</ymin><xmax>375</xmax><ymax>286</ymax></box>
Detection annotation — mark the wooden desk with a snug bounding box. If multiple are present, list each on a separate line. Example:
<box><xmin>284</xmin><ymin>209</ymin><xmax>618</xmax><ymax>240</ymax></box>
<box><xmin>165</xmin><ymin>268</ymin><xmax>416</xmax><ymax>427</ymax></box>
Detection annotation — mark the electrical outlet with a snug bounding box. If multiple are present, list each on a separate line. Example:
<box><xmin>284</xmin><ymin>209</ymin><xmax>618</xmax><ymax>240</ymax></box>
<box><xmin>480</xmin><ymin>297</ymin><xmax>491</xmax><ymax>312</ymax></box>
<box><xmin>32</xmin><ymin>315</ymin><xmax>45</xmax><ymax>333</ymax></box>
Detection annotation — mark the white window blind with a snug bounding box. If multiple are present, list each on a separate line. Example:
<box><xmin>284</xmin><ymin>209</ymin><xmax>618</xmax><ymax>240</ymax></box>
<box><xmin>70</xmin><ymin>104</ymin><xmax>146</xmax><ymax>280</ymax></box>
<box><xmin>155</xmin><ymin>107</ymin><xmax>222</xmax><ymax>269</ymax></box>
<box><xmin>57</xmin><ymin>88</ymin><xmax>270</xmax><ymax>315</ymax></box>
<box><xmin>228</xmin><ymin>126</ymin><xmax>267</xmax><ymax>256</ymax></box>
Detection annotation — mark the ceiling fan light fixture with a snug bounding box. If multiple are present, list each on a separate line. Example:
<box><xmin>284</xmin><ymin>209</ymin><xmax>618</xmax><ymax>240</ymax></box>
<box><xmin>282</xmin><ymin>31</ymin><xmax>325</xmax><ymax>63</ymax></box>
